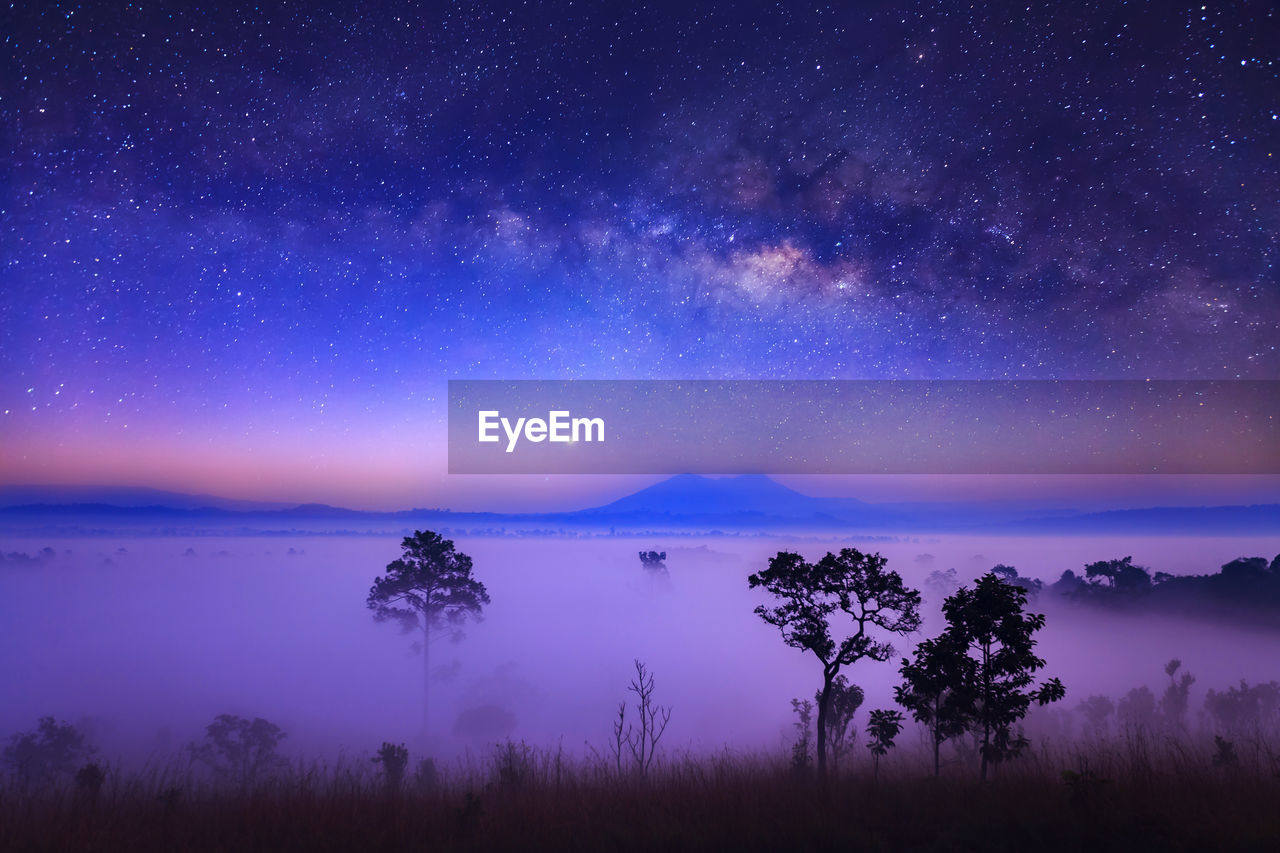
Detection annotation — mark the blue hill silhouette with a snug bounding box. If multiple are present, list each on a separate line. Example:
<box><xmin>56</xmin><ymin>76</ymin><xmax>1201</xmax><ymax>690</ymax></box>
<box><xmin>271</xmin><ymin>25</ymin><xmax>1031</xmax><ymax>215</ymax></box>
<box><xmin>0</xmin><ymin>476</ymin><xmax>1276</xmax><ymax>533</ymax></box>
<box><xmin>0</xmin><ymin>484</ymin><xmax>291</xmax><ymax>512</ymax></box>
<box><xmin>582</xmin><ymin>474</ymin><xmax>864</xmax><ymax>519</ymax></box>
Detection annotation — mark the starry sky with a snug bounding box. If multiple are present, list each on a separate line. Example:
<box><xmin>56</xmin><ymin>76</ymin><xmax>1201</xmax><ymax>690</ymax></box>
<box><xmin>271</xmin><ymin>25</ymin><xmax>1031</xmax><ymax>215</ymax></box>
<box><xmin>2</xmin><ymin>0</ymin><xmax>1277</xmax><ymax>508</ymax></box>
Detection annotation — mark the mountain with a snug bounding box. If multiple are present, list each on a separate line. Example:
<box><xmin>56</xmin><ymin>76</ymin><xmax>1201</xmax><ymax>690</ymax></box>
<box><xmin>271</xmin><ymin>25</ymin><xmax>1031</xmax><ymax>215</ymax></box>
<box><xmin>577</xmin><ymin>475</ymin><xmax>1058</xmax><ymax>528</ymax></box>
<box><xmin>581</xmin><ymin>474</ymin><xmax>861</xmax><ymax>519</ymax></box>
<box><xmin>1000</xmin><ymin>504</ymin><xmax>1280</xmax><ymax>534</ymax></box>
<box><xmin>0</xmin><ymin>477</ymin><xmax>1277</xmax><ymax>534</ymax></box>
<box><xmin>0</xmin><ymin>485</ymin><xmax>293</xmax><ymax>512</ymax></box>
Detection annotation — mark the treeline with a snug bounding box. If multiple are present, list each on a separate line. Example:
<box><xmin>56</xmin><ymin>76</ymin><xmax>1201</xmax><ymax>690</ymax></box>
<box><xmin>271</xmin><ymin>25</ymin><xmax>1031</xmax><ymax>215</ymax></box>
<box><xmin>1051</xmin><ymin>554</ymin><xmax>1280</xmax><ymax>623</ymax></box>
<box><xmin>1073</xmin><ymin>659</ymin><xmax>1280</xmax><ymax>746</ymax></box>
<box><xmin>926</xmin><ymin>553</ymin><xmax>1280</xmax><ymax>627</ymax></box>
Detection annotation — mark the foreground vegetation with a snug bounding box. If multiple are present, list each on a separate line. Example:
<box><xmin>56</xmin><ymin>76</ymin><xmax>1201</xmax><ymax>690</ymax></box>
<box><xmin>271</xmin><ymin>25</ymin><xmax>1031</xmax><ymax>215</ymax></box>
<box><xmin>7</xmin><ymin>539</ymin><xmax>1278</xmax><ymax>850</ymax></box>
<box><xmin>3</xmin><ymin>732</ymin><xmax>1280</xmax><ymax>852</ymax></box>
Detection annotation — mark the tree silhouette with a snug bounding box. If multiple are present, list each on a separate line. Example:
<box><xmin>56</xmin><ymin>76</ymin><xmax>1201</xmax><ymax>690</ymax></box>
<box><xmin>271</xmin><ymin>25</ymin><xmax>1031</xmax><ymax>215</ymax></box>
<box><xmin>789</xmin><ymin>698</ymin><xmax>814</xmax><ymax>773</ymax></box>
<box><xmin>1159</xmin><ymin>659</ymin><xmax>1195</xmax><ymax>730</ymax></box>
<box><xmin>748</xmin><ymin>548</ymin><xmax>921</xmax><ymax>779</ymax></box>
<box><xmin>1083</xmin><ymin>556</ymin><xmax>1152</xmax><ymax>593</ymax></box>
<box><xmin>925</xmin><ymin>567</ymin><xmax>960</xmax><ymax>598</ymax></box>
<box><xmin>866</xmin><ymin>708</ymin><xmax>904</xmax><ymax>781</ymax></box>
<box><xmin>895</xmin><ymin>632</ymin><xmax>970</xmax><ymax>775</ymax></box>
<box><xmin>1203</xmin><ymin>679</ymin><xmax>1280</xmax><ymax>732</ymax></box>
<box><xmin>1219</xmin><ymin>557</ymin><xmax>1270</xmax><ymax>583</ymax></box>
<box><xmin>2</xmin><ymin>717</ymin><xmax>94</xmax><ymax>786</ymax></box>
<box><xmin>817</xmin><ymin>675</ymin><xmax>864</xmax><ymax>774</ymax></box>
<box><xmin>1077</xmin><ymin>695</ymin><xmax>1115</xmax><ymax>738</ymax></box>
<box><xmin>638</xmin><ymin>551</ymin><xmax>667</xmax><ymax>571</ymax></box>
<box><xmin>991</xmin><ymin>564</ymin><xmax>1017</xmax><ymax>581</ymax></box>
<box><xmin>373</xmin><ymin>742</ymin><xmax>410</xmax><ymax>791</ymax></box>
<box><xmin>367</xmin><ymin>530</ymin><xmax>490</xmax><ymax>735</ymax></box>
<box><xmin>990</xmin><ymin>563</ymin><xmax>1043</xmax><ymax>596</ymax></box>
<box><xmin>73</xmin><ymin>762</ymin><xmax>105</xmax><ymax>802</ymax></box>
<box><xmin>190</xmin><ymin>714</ymin><xmax>287</xmax><ymax>786</ymax></box>
<box><xmin>938</xmin><ymin>573</ymin><xmax>1065</xmax><ymax>780</ymax></box>
<box><xmin>611</xmin><ymin>659</ymin><xmax>671</xmax><ymax>779</ymax></box>
<box><xmin>1117</xmin><ymin>685</ymin><xmax>1157</xmax><ymax>730</ymax></box>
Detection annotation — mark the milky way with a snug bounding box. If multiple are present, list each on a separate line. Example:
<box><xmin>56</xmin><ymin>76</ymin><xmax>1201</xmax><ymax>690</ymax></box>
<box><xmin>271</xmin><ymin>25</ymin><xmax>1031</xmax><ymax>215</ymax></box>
<box><xmin>2</xmin><ymin>1</ymin><xmax>1277</xmax><ymax>499</ymax></box>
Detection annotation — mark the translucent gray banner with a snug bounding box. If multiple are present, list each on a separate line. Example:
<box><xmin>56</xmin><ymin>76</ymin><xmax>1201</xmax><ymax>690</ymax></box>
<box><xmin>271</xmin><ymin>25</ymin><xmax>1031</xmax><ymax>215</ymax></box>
<box><xmin>447</xmin><ymin>380</ymin><xmax>1280</xmax><ymax>474</ymax></box>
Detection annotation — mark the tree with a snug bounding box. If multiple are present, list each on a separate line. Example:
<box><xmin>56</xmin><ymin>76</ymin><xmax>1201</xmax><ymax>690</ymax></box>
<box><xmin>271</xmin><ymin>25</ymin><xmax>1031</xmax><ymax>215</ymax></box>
<box><xmin>190</xmin><ymin>714</ymin><xmax>287</xmax><ymax>786</ymax></box>
<box><xmin>638</xmin><ymin>551</ymin><xmax>667</xmax><ymax>571</ymax></box>
<box><xmin>990</xmin><ymin>564</ymin><xmax>1043</xmax><ymax>596</ymax></box>
<box><xmin>789</xmin><ymin>698</ymin><xmax>814</xmax><ymax>774</ymax></box>
<box><xmin>1219</xmin><ymin>557</ymin><xmax>1270</xmax><ymax>583</ymax></box>
<box><xmin>866</xmin><ymin>709</ymin><xmax>904</xmax><ymax>781</ymax></box>
<box><xmin>1077</xmin><ymin>695</ymin><xmax>1115</xmax><ymax>738</ymax></box>
<box><xmin>748</xmin><ymin>548</ymin><xmax>921</xmax><ymax>779</ymax></box>
<box><xmin>1117</xmin><ymin>686</ymin><xmax>1157</xmax><ymax>730</ymax></box>
<box><xmin>925</xmin><ymin>567</ymin><xmax>960</xmax><ymax>598</ymax></box>
<box><xmin>2</xmin><ymin>717</ymin><xmax>94</xmax><ymax>786</ymax></box>
<box><xmin>895</xmin><ymin>632</ymin><xmax>971</xmax><ymax>775</ymax></box>
<box><xmin>817</xmin><ymin>675</ymin><xmax>864</xmax><ymax>774</ymax></box>
<box><xmin>74</xmin><ymin>762</ymin><xmax>106</xmax><ymax>802</ymax></box>
<box><xmin>367</xmin><ymin>530</ymin><xmax>490</xmax><ymax>735</ymax></box>
<box><xmin>938</xmin><ymin>573</ymin><xmax>1065</xmax><ymax>781</ymax></box>
<box><xmin>1159</xmin><ymin>659</ymin><xmax>1195</xmax><ymax>730</ymax></box>
<box><xmin>1083</xmin><ymin>556</ymin><xmax>1152</xmax><ymax>593</ymax></box>
<box><xmin>1203</xmin><ymin>680</ymin><xmax>1280</xmax><ymax>732</ymax></box>
<box><xmin>991</xmin><ymin>564</ymin><xmax>1017</xmax><ymax>581</ymax></box>
<box><xmin>373</xmin><ymin>742</ymin><xmax>409</xmax><ymax>791</ymax></box>
<box><xmin>610</xmin><ymin>659</ymin><xmax>671</xmax><ymax>779</ymax></box>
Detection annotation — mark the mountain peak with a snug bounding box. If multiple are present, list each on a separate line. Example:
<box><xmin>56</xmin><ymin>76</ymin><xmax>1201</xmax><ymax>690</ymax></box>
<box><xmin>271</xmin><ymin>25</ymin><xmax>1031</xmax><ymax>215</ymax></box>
<box><xmin>582</xmin><ymin>474</ymin><xmax>839</xmax><ymax>518</ymax></box>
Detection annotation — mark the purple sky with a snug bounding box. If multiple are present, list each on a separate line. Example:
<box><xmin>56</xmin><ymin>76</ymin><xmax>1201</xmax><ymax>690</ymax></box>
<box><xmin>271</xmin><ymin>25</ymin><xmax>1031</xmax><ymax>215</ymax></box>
<box><xmin>3</xmin><ymin>1</ymin><xmax>1276</xmax><ymax>508</ymax></box>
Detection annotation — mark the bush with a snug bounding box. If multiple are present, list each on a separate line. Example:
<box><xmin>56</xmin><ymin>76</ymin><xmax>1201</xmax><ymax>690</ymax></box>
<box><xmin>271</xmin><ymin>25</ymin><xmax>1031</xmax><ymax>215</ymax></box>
<box><xmin>373</xmin><ymin>742</ymin><xmax>409</xmax><ymax>790</ymax></box>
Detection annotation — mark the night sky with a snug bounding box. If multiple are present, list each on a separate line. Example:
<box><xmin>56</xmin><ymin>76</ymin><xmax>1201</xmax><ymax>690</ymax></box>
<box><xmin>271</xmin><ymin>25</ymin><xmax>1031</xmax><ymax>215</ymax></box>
<box><xmin>2</xmin><ymin>1</ymin><xmax>1277</xmax><ymax>506</ymax></box>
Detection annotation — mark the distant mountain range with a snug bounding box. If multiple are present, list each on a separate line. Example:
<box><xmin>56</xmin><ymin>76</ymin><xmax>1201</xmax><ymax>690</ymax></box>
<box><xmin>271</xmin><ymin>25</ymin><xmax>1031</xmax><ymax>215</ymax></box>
<box><xmin>0</xmin><ymin>485</ymin><xmax>294</xmax><ymax>512</ymax></box>
<box><xmin>1</xmin><ymin>475</ymin><xmax>1277</xmax><ymax>534</ymax></box>
<box><xmin>580</xmin><ymin>475</ymin><xmax>1082</xmax><ymax>528</ymax></box>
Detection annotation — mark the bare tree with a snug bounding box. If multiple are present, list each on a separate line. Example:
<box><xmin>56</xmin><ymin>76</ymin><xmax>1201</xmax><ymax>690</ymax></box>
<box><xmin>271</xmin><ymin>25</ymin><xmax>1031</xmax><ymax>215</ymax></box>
<box><xmin>609</xmin><ymin>700</ymin><xmax>629</xmax><ymax>776</ymax></box>
<box><xmin>610</xmin><ymin>659</ymin><xmax>671</xmax><ymax>779</ymax></box>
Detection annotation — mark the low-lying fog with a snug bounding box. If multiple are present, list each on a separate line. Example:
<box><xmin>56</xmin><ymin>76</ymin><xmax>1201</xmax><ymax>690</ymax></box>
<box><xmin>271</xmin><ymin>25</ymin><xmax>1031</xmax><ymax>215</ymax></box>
<box><xmin>2</xmin><ymin>533</ymin><xmax>1278</xmax><ymax>765</ymax></box>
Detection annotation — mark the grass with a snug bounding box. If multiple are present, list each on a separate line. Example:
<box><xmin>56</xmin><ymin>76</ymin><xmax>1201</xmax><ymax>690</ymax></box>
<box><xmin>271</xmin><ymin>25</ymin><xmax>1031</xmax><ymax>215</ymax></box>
<box><xmin>3</xmin><ymin>732</ymin><xmax>1279</xmax><ymax>852</ymax></box>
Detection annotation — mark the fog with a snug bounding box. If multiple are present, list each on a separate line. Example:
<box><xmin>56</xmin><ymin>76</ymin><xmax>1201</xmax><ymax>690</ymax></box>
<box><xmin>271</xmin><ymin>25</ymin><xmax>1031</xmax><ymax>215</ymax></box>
<box><xmin>2</xmin><ymin>533</ymin><xmax>1278</xmax><ymax>767</ymax></box>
